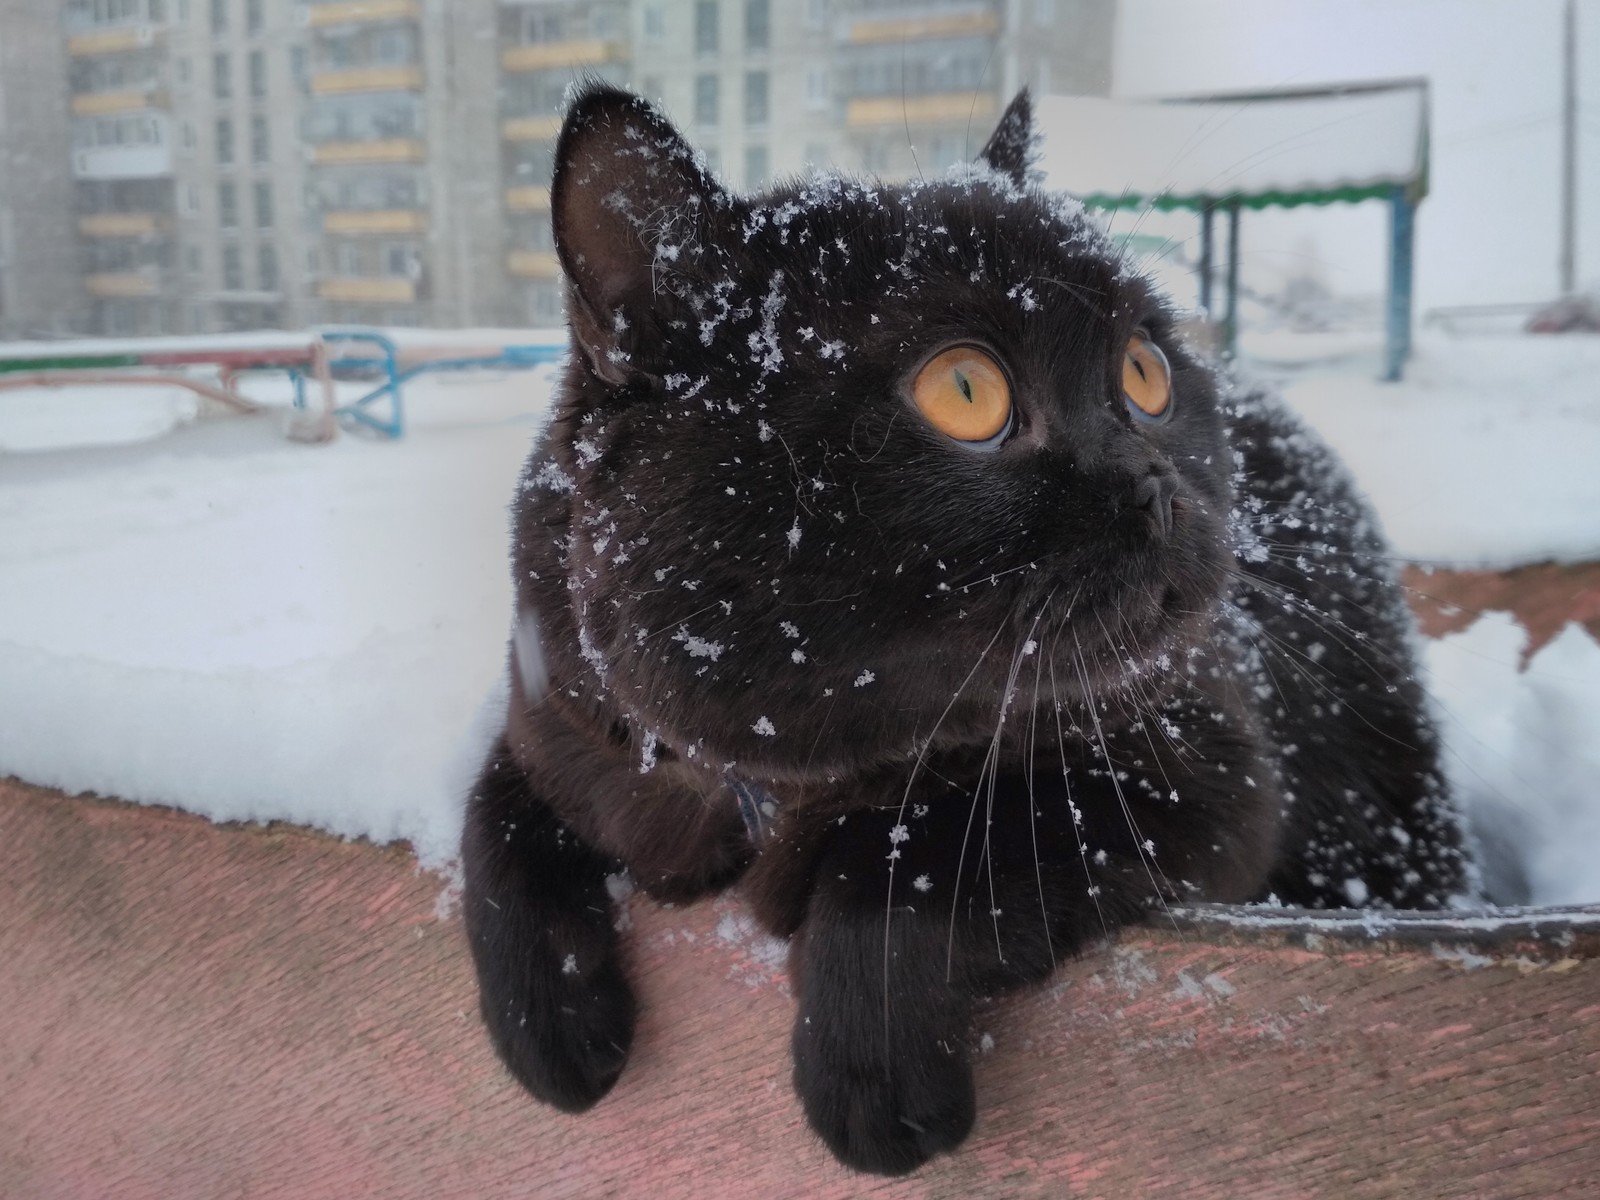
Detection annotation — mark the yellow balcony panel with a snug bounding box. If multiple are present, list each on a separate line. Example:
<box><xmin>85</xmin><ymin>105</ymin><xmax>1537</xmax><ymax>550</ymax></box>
<box><xmin>507</xmin><ymin>250</ymin><xmax>562</xmax><ymax>279</ymax></box>
<box><xmin>78</xmin><ymin>213</ymin><xmax>169</xmax><ymax>237</ymax></box>
<box><xmin>848</xmin><ymin>10</ymin><xmax>1000</xmax><ymax>43</ymax></box>
<box><xmin>324</xmin><ymin>209</ymin><xmax>429</xmax><ymax>235</ymax></box>
<box><xmin>845</xmin><ymin>92</ymin><xmax>997</xmax><ymax>128</ymax></box>
<box><xmin>310</xmin><ymin>65</ymin><xmax>424</xmax><ymax>95</ymax></box>
<box><xmin>71</xmin><ymin>88</ymin><xmax>167</xmax><ymax>116</ymax></box>
<box><xmin>501</xmin><ymin>39</ymin><xmax>624</xmax><ymax>73</ymax></box>
<box><xmin>306</xmin><ymin>0</ymin><xmax>420</xmax><ymax>27</ymax></box>
<box><xmin>67</xmin><ymin>27</ymin><xmax>161</xmax><ymax>56</ymax></box>
<box><xmin>312</xmin><ymin>138</ymin><xmax>426</xmax><ymax>165</ymax></box>
<box><xmin>86</xmin><ymin>272</ymin><xmax>158</xmax><ymax>298</ymax></box>
<box><xmin>501</xmin><ymin>116</ymin><xmax>561</xmax><ymax>143</ymax></box>
<box><xmin>317</xmin><ymin>277</ymin><xmax>417</xmax><ymax>303</ymax></box>
<box><xmin>504</xmin><ymin>187</ymin><xmax>551</xmax><ymax>213</ymax></box>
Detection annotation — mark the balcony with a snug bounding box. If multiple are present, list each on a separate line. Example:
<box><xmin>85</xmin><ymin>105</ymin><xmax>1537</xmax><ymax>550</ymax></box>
<box><xmin>841</xmin><ymin>6</ymin><xmax>998</xmax><ymax>44</ymax></box>
<box><xmin>72</xmin><ymin>88</ymin><xmax>168</xmax><ymax>117</ymax></box>
<box><xmin>501</xmin><ymin>40</ymin><xmax>625</xmax><ymax>73</ymax></box>
<box><xmin>506</xmin><ymin>250</ymin><xmax>561</xmax><ymax>279</ymax></box>
<box><xmin>500</xmin><ymin>116</ymin><xmax>561</xmax><ymax>143</ymax></box>
<box><xmin>310</xmin><ymin>66</ymin><xmax>424</xmax><ymax>96</ymax></box>
<box><xmin>323</xmin><ymin>209</ymin><xmax>428</xmax><ymax>235</ymax></box>
<box><xmin>73</xmin><ymin>142</ymin><xmax>174</xmax><ymax>181</ymax></box>
<box><xmin>67</xmin><ymin>26</ymin><xmax>164</xmax><ymax>56</ymax></box>
<box><xmin>78</xmin><ymin>213</ymin><xmax>171</xmax><ymax>237</ymax></box>
<box><xmin>316</xmin><ymin>277</ymin><xmax>417</xmax><ymax>303</ymax></box>
<box><xmin>307</xmin><ymin>0</ymin><xmax>420</xmax><ymax>26</ymax></box>
<box><xmin>85</xmin><ymin>270</ymin><xmax>161</xmax><ymax>298</ymax></box>
<box><xmin>503</xmin><ymin>187</ymin><xmax>550</xmax><ymax>213</ymax></box>
<box><xmin>312</xmin><ymin>139</ymin><xmax>426</xmax><ymax>165</ymax></box>
<box><xmin>845</xmin><ymin>91</ymin><xmax>996</xmax><ymax>128</ymax></box>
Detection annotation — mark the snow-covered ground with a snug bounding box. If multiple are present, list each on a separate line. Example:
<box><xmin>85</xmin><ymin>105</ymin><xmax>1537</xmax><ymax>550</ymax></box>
<box><xmin>0</xmin><ymin>329</ymin><xmax>1596</xmax><ymax>904</ymax></box>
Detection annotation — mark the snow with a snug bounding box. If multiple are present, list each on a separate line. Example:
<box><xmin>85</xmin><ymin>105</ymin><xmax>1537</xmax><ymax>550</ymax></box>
<box><xmin>1268</xmin><ymin>332</ymin><xmax>1600</xmax><ymax>567</ymax></box>
<box><xmin>0</xmin><ymin>364</ymin><xmax>557</xmax><ymax>866</ymax></box>
<box><xmin>1038</xmin><ymin>88</ymin><xmax>1425</xmax><ymax>205</ymax></box>
<box><xmin>1</xmin><ymin>328</ymin><xmax>1598</xmax><ymax>906</ymax></box>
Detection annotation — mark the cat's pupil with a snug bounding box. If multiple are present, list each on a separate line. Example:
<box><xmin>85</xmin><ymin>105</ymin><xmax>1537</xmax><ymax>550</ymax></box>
<box><xmin>954</xmin><ymin>369</ymin><xmax>973</xmax><ymax>403</ymax></box>
<box><xmin>1130</xmin><ymin>353</ymin><xmax>1147</xmax><ymax>381</ymax></box>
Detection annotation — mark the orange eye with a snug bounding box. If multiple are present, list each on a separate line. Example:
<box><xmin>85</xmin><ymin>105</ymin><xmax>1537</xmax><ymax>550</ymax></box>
<box><xmin>1123</xmin><ymin>335</ymin><xmax>1172</xmax><ymax>421</ymax></box>
<box><xmin>912</xmin><ymin>346</ymin><xmax>1012</xmax><ymax>444</ymax></box>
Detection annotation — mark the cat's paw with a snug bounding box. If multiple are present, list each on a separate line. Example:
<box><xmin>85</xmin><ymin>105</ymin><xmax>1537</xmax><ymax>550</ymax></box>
<box><xmin>478</xmin><ymin>943</ymin><xmax>637</xmax><ymax>1113</ymax></box>
<box><xmin>792</xmin><ymin>1019</ymin><xmax>976</xmax><ymax>1175</ymax></box>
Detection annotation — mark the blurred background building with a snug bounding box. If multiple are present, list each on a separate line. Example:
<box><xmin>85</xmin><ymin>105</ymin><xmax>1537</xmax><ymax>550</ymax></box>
<box><xmin>0</xmin><ymin>0</ymin><xmax>1114</xmax><ymax>337</ymax></box>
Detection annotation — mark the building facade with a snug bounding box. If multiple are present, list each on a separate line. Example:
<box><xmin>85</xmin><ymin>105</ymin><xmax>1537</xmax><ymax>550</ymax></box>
<box><xmin>2</xmin><ymin>0</ymin><xmax>1112</xmax><ymax>337</ymax></box>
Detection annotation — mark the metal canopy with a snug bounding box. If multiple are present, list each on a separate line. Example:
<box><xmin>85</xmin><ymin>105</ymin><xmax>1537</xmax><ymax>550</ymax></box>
<box><xmin>1036</xmin><ymin>81</ymin><xmax>1429</xmax><ymax>211</ymax></box>
<box><xmin>1037</xmin><ymin>81</ymin><xmax>1429</xmax><ymax>381</ymax></box>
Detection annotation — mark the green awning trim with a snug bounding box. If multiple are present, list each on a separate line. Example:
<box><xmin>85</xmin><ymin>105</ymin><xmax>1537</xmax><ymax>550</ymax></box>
<box><xmin>1078</xmin><ymin>182</ymin><xmax>1405</xmax><ymax>213</ymax></box>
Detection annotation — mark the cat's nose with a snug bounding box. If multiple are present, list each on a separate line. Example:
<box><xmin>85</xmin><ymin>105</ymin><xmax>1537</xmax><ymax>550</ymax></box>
<box><xmin>1133</xmin><ymin>468</ymin><xmax>1179</xmax><ymax>539</ymax></box>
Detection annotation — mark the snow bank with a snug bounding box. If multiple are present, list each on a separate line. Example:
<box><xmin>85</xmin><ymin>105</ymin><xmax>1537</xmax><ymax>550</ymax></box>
<box><xmin>1425</xmin><ymin>614</ymin><xmax>1600</xmax><ymax>906</ymax></box>
<box><xmin>0</xmin><ymin>368</ymin><xmax>556</xmax><ymax>866</ymax></box>
<box><xmin>1274</xmin><ymin>333</ymin><xmax>1600</xmax><ymax>569</ymax></box>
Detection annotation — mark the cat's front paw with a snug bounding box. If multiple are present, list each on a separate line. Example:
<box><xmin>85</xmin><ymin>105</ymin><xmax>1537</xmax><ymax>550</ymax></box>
<box><xmin>792</xmin><ymin>1016</ymin><xmax>976</xmax><ymax>1175</ymax></box>
<box><xmin>476</xmin><ymin>936</ymin><xmax>636</xmax><ymax>1113</ymax></box>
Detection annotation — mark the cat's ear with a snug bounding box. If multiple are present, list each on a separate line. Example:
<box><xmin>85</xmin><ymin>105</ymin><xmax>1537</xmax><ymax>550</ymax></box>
<box><xmin>978</xmin><ymin>89</ymin><xmax>1038</xmax><ymax>189</ymax></box>
<box><xmin>552</xmin><ymin>83</ymin><xmax>728</xmax><ymax>383</ymax></box>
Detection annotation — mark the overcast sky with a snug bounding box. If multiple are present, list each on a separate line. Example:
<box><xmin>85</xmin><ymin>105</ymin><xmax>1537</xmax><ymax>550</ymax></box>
<box><xmin>1108</xmin><ymin>0</ymin><xmax>1599</xmax><ymax>310</ymax></box>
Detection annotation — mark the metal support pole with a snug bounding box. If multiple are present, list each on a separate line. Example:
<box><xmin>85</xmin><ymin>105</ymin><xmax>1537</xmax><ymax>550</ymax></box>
<box><xmin>1224</xmin><ymin>200</ymin><xmax>1240</xmax><ymax>359</ymax></box>
<box><xmin>1560</xmin><ymin>0</ymin><xmax>1577</xmax><ymax>296</ymax></box>
<box><xmin>1198</xmin><ymin>202</ymin><xmax>1215</xmax><ymax>315</ymax></box>
<box><xmin>1384</xmin><ymin>186</ymin><xmax>1417</xmax><ymax>382</ymax></box>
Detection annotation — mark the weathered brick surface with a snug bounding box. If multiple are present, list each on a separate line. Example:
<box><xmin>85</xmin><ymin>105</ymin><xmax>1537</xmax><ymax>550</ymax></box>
<box><xmin>3</xmin><ymin>778</ymin><xmax>1598</xmax><ymax>1199</ymax></box>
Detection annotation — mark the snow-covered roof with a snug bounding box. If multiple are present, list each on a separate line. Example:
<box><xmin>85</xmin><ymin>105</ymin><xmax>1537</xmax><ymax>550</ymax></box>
<box><xmin>1037</xmin><ymin>82</ymin><xmax>1428</xmax><ymax>211</ymax></box>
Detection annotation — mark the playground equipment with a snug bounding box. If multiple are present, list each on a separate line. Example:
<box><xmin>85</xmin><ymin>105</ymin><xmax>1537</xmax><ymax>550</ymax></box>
<box><xmin>0</xmin><ymin>326</ymin><xmax>567</xmax><ymax>442</ymax></box>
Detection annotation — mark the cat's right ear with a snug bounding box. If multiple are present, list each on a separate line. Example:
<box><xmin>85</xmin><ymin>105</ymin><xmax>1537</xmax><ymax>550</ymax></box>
<box><xmin>552</xmin><ymin>83</ymin><xmax>728</xmax><ymax>384</ymax></box>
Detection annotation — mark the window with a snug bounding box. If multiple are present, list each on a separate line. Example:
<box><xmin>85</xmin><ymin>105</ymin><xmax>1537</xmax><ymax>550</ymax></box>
<box><xmin>183</xmin><ymin>183</ymin><xmax>199</xmax><ymax>215</ymax></box>
<box><xmin>218</xmin><ymin>181</ymin><xmax>237</xmax><ymax>228</ymax></box>
<box><xmin>213</xmin><ymin>52</ymin><xmax>231</xmax><ymax>98</ymax></box>
<box><xmin>222</xmin><ymin>244</ymin><xmax>243</xmax><ymax>290</ymax></box>
<box><xmin>250</xmin><ymin>115</ymin><xmax>268</xmax><ymax>163</ymax></box>
<box><xmin>215</xmin><ymin>117</ymin><xmax>233</xmax><ymax>165</ymax></box>
<box><xmin>694</xmin><ymin>1</ymin><xmax>718</xmax><ymax>53</ymax></box>
<box><xmin>185</xmin><ymin>246</ymin><xmax>201</xmax><ymax>273</ymax></box>
<box><xmin>176</xmin><ymin>58</ymin><xmax>192</xmax><ymax>87</ymax></box>
<box><xmin>702</xmin><ymin>148</ymin><xmax>721</xmax><ymax>177</ymax></box>
<box><xmin>643</xmin><ymin>4</ymin><xmax>665</xmax><ymax>38</ymax></box>
<box><xmin>209</xmin><ymin>0</ymin><xmax>226</xmax><ymax>33</ymax></box>
<box><xmin>694</xmin><ymin>74</ymin><xmax>718</xmax><ymax>126</ymax></box>
<box><xmin>744</xmin><ymin>144</ymin><xmax>768</xmax><ymax>188</ymax></box>
<box><xmin>744</xmin><ymin>71</ymin><xmax>768</xmax><ymax>126</ymax></box>
<box><xmin>246</xmin><ymin>0</ymin><xmax>262</xmax><ymax>35</ymax></box>
<box><xmin>806</xmin><ymin>68</ymin><xmax>829</xmax><ymax>112</ymax></box>
<box><xmin>248</xmin><ymin>50</ymin><xmax>266</xmax><ymax>99</ymax></box>
<box><xmin>181</xmin><ymin>120</ymin><xmax>197</xmax><ymax>151</ymax></box>
<box><xmin>640</xmin><ymin>74</ymin><xmax>663</xmax><ymax>101</ymax></box>
<box><xmin>745</xmin><ymin>0</ymin><xmax>769</xmax><ymax>50</ymax></box>
<box><xmin>258</xmin><ymin>244</ymin><xmax>278</xmax><ymax>291</ymax></box>
<box><xmin>254</xmin><ymin>180</ymin><xmax>273</xmax><ymax>227</ymax></box>
<box><xmin>290</xmin><ymin>46</ymin><xmax>307</xmax><ymax>93</ymax></box>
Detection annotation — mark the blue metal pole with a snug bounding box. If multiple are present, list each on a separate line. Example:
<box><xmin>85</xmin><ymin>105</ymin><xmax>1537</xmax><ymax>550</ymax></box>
<box><xmin>1224</xmin><ymin>200</ymin><xmax>1240</xmax><ymax>360</ymax></box>
<box><xmin>1384</xmin><ymin>186</ymin><xmax>1416</xmax><ymax>382</ymax></box>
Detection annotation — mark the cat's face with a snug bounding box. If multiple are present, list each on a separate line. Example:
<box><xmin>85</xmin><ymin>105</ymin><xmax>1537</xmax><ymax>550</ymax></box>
<box><xmin>543</xmin><ymin>87</ymin><xmax>1234</xmax><ymax>779</ymax></box>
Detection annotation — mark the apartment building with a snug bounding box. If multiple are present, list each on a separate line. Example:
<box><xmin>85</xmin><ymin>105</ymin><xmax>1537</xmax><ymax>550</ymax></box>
<box><xmin>4</xmin><ymin>0</ymin><xmax>1112</xmax><ymax>337</ymax></box>
<box><xmin>0</xmin><ymin>0</ymin><xmax>86</xmax><ymax>338</ymax></box>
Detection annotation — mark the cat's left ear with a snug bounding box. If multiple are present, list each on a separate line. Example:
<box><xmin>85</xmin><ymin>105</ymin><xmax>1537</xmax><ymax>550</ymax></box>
<box><xmin>978</xmin><ymin>89</ymin><xmax>1038</xmax><ymax>189</ymax></box>
<box><xmin>551</xmin><ymin>83</ymin><xmax>730</xmax><ymax>383</ymax></box>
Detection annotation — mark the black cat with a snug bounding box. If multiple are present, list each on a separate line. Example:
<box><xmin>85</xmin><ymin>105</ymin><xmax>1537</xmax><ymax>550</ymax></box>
<box><xmin>461</xmin><ymin>83</ymin><xmax>1469</xmax><ymax>1176</ymax></box>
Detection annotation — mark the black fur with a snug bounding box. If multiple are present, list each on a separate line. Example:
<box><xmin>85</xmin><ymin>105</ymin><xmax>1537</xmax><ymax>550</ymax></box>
<box><xmin>460</xmin><ymin>83</ymin><xmax>1470</xmax><ymax>1175</ymax></box>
